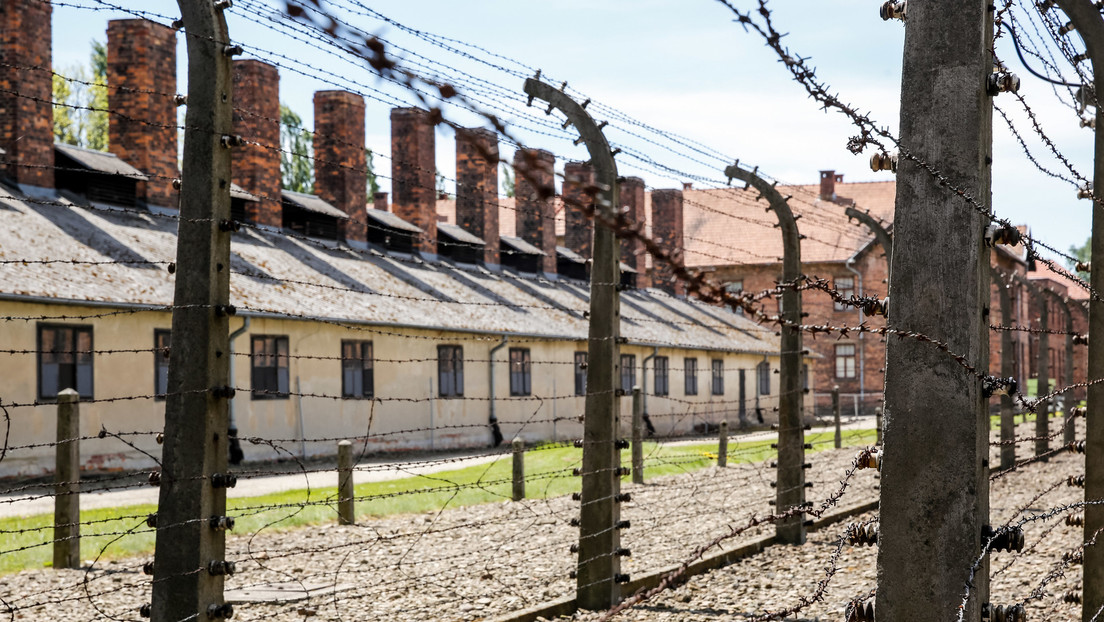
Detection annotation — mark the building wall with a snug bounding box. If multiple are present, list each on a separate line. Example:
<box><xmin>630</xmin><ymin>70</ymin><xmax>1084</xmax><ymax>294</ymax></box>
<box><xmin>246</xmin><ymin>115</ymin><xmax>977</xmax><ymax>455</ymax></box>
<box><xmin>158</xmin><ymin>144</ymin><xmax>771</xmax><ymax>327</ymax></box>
<box><xmin>0</xmin><ymin>299</ymin><xmax>783</xmax><ymax>477</ymax></box>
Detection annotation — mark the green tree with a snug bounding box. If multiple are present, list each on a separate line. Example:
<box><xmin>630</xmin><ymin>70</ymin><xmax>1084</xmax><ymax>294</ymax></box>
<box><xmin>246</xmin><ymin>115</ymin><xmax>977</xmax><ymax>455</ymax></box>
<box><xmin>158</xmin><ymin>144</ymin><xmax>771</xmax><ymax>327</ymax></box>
<box><xmin>501</xmin><ymin>162</ymin><xmax>515</xmax><ymax>198</ymax></box>
<box><xmin>280</xmin><ymin>103</ymin><xmax>314</xmax><ymax>193</ymax></box>
<box><xmin>1070</xmin><ymin>236</ymin><xmax>1091</xmax><ymax>279</ymax></box>
<box><xmin>52</xmin><ymin>40</ymin><xmax>108</xmax><ymax>150</ymax></box>
<box><xmin>366</xmin><ymin>148</ymin><xmax>380</xmax><ymax>198</ymax></box>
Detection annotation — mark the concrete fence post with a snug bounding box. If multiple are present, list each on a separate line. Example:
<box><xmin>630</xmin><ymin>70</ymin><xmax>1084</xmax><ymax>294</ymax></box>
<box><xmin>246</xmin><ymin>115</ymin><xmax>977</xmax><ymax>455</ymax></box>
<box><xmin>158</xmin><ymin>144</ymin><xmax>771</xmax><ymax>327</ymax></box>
<box><xmin>337</xmin><ymin>440</ymin><xmax>354</xmax><ymax>525</ymax></box>
<box><xmin>718</xmin><ymin>420</ymin><xmax>728</xmax><ymax>468</ymax></box>
<box><xmin>832</xmin><ymin>385</ymin><xmax>841</xmax><ymax>450</ymax></box>
<box><xmin>54</xmin><ymin>389</ymin><xmax>80</xmax><ymax>570</ymax></box>
<box><xmin>512</xmin><ymin>437</ymin><xmax>525</xmax><ymax>501</ymax></box>
<box><xmin>632</xmin><ymin>386</ymin><xmax>644</xmax><ymax>484</ymax></box>
<box><xmin>875</xmin><ymin>407</ymin><xmax>883</xmax><ymax>446</ymax></box>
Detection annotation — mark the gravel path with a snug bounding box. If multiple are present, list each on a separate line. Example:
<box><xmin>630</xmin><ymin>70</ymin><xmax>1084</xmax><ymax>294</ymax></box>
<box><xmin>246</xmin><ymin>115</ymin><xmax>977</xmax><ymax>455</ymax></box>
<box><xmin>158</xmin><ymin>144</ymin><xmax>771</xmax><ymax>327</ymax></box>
<box><xmin>1</xmin><ymin>419</ymin><xmax>1078</xmax><ymax>622</ymax></box>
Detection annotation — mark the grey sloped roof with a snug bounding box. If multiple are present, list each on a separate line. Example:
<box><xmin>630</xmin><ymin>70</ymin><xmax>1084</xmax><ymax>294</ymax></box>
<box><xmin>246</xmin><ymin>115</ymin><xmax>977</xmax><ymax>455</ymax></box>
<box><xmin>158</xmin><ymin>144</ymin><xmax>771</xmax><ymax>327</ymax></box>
<box><xmin>0</xmin><ymin>186</ymin><xmax>780</xmax><ymax>354</ymax></box>
<box><xmin>365</xmin><ymin>208</ymin><xmax>423</xmax><ymax>233</ymax></box>
<box><xmin>437</xmin><ymin>222</ymin><xmax>485</xmax><ymax>246</ymax></box>
<box><xmin>230</xmin><ymin>183</ymin><xmax>259</xmax><ymax>202</ymax></box>
<box><xmin>556</xmin><ymin>246</ymin><xmax>585</xmax><ymax>264</ymax></box>
<box><xmin>500</xmin><ymin>236</ymin><xmax>545</xmax><ymax>256</ymax></box>
<box><xmin>54</xmin><ymin>143</ymin><xmax>149</xmax><ymax>180</ymax></box>
<box><xmin>281</xmin><ymin>190</ymin><xmax>349</xmax><ymax>219</ymax></box>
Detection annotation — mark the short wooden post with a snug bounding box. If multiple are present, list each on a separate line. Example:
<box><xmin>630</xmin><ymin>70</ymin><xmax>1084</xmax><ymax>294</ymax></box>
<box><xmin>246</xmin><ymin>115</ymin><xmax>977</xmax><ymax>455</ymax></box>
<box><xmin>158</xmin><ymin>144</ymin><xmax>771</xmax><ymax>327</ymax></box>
<box><xmin>717</xmin><ymin>420</ymin><xmax>728</xmax><ymax>467</ymax></box>
<box><xmin>512</xmin><ymin>437</ymin><xmax>525</xmax><ymax>501</ymax></box>
<box><xmin>337</xmin><ymin>440</ymin><xmax>355</xmax><ymax>525</ymax></box>
<box><xmin>631</xmin><ymin>386</ymin><xmax>644</xmax><ymax>484</ymax></box>
<box><xmin>54</xmin><ymin>389</ymin><xmax>80</xmax><ymax>570</ymax></box>
<box><xmin>832</xmin><ymin>385</ymin><xmax>841</xmax><ymax>450</ymax></box>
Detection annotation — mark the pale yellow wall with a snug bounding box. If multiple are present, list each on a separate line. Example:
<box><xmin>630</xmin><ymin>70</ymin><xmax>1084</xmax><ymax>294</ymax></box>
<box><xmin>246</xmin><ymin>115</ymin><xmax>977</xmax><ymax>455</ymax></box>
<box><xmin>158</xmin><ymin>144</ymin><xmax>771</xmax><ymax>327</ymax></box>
<box><xmin>0</xmin><ymin>299</ymin><xmax>791</xmax><ymax>477</ymax></box>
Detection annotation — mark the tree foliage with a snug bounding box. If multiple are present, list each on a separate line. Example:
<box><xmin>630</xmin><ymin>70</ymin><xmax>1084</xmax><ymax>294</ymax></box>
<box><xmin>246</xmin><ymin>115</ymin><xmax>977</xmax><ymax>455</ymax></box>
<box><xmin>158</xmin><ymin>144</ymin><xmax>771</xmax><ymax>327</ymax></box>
<box><xmin>1070</xmin><ymin>236</ymin><xmax>1091</xmax><ymax>279</ymax></box>
<box><xmin>501</xmin><ymin>162</ymin><xmax>515</xmax><ymax>198</ymax></box>
<box><xmin>280</xmin><ymin>103</ymin><xmax>314</xmax><ymax>193</ymax></box>
<box><xmin>52</xmin><ymin>40</ymin><xmax>108</xmax><ymax>151</ymax></box>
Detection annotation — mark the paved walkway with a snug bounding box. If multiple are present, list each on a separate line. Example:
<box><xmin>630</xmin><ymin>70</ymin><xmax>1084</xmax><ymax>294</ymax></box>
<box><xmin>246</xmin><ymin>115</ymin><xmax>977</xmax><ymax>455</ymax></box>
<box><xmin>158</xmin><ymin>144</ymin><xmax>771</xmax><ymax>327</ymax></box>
<box><xmin>0</xmin><ymin>417</ymin><xmax>873</xmax><ymax>519</ymax></box>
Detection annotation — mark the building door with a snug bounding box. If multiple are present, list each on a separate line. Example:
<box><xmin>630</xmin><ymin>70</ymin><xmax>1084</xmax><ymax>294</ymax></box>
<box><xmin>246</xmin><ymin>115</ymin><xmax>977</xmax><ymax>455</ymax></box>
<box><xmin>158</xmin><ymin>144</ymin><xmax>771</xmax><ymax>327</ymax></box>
<box><xmin>738</xmin><ymin>369</ymin><xmax>746</xmax><ymax>423</ymax></box>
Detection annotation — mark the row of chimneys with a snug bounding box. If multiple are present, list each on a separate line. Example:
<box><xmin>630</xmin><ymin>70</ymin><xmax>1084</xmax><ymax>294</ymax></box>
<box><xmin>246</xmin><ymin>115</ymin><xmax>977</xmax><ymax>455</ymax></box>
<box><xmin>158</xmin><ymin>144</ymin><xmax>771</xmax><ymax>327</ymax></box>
<box><xmin>0</xmin><ymin>3</ymin><xmax>686</xmax><ymax>293</ymax></box>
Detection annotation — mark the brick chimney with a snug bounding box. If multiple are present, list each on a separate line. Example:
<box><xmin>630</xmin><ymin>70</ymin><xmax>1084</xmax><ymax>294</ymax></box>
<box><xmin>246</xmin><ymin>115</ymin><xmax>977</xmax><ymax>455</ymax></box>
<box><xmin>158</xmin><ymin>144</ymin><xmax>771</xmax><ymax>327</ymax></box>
<box><xmin>373</xmin><ymin>192</ymin><xmax>388</xmax><ymax>211</ymax></box>
<box><xmin>231</xmin><ymin>60</ymin><xmax>281</xmax><ymax>228</ymax></box>
<box><xmin>455</xmin><ymin>127</ymin><xmax>499</xmax><ymax>264</ymax></box>
<box><xmin>106</xmin><ymin>19</ymin><xmax>178</xmax><ymax>209</ymax></box>
<box><xmin>0</xmin><ymin>0</ymin><xmax>53</xmax><ymax>190</ymax></box>
<box><xmin>563</xmin><ymin>161</ymin><xmax>594</xmax><ymax>261</ymax></box>
<box><xmin>513</xmin><ymin>148</ymin><xmax>556</xmax><ymax>274</ymax></box>
<box><xmin>651</xmin><ymin>189</ymin><xmax>685</xmax><ymax>296</ymax></box>
<box><xmin>390</xmin><ymin>107</ymin><xmax>436</xmax><ymax>254</ymax></box>
<box><xmin>314</xmin><ymin>90</ymin><xmax>366</xmax><ymax>245</ymax></box>
<box><xmin>620</xmin><ymin>176</ymin><xmax>648</xmax><ymax>285</ymax></box>
<box><xmin>819</xmin><ymin>169</ymin><xmax>836</xmax><ymax>201</ymax></box>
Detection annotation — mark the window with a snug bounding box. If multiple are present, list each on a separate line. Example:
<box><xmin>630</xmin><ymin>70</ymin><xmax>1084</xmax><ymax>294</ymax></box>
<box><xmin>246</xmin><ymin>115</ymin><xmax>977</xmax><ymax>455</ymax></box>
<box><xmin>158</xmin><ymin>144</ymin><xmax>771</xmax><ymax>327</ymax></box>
<box><xmin>684</xmin><ymin>357</ymin><xmax>698</xmax><ymax>395</ymax></box>
<box><xmin>654</xmin><ymin>356</ymin><xmax>669</xmax><ymax>396</ymax></box>
<box><xmin>835</xmin><ymin>277</ymin><xmax>855</xmax><ymax>311</ymax></box>
<box><xmin>726</xmin><ymin>281</ymin><xmax>744</xmax><ymax>315</ymax></box>
<box><xmin>509</xmin><ymin>348</ymin><xmax>531</xmax><ymax>396</ymax></box>
<box><xmin>835</xmin><ymin>344</ymin><xmax>857</xmax><ymax>379</ymax></box>
<box><xmin>154</xmin><ymin>330</ymin><xmax>171</xmax><ymax>399</ymax></box>
<box><xmin>438</xmin><ymin>345</ymin><xmax>464</xmax><ymax>397</ymax></box>
<box><xmin>574</xmin><ymin>351</ymin><xmax>588</xmax><ymax>396</ymax></box>
<box><xmin>38</xmin><ymin>324</ymin><xmax>93</xmax><ymax>400</ymax></box>
<box><xmin>341</xmin><ymin>340</ymin><xmax>374</xmax><ymax>399</ymax></box>
<box><xmin>757</xmin><ymin>360</ymin><xmax>771</xmax><ymax>395</ymax></box>
<box><xmin>251</xmin><ymin>335</ymin><xmax>289</xmax><ymax>398</ymax></box>
<box><xmin>711</xmin><ymin>359</ymin><xmax>724</xmax><ymax>395</ymax></box>
<box><xmin>620</xmin><ymin>354</ymin><xmax>636</xmax><ymax>394</ymax></box>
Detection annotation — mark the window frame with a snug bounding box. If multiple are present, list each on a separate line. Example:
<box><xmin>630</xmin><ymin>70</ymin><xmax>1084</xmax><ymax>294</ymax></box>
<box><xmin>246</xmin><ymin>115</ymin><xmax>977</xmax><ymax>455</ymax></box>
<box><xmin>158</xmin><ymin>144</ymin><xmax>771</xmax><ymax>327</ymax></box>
<box><xmin>684</xmin><ymin>357</ymin><xmax>698</xmax><ymax>396</ymax></box>
<box><xmin>654</xmin><ymin>356</ymin><xmax>669</xmax><ymax>396</ymax></box>
<box><xmin>341</xmin><ymin>340</ymin><xmax>374</xmax><ymax>399</ymax></box>
<box><xmin>574</xmin><ymin>351</ymin><xmax>588</xmax><ymax>396</ymax></box>
<box><xmin>726</xmin><ymin>281</ymin><xmax>744</xmax><ymax>315</ymax></box>
<box><xmin>438</xmin><ymin>345</ymin><xmax>464</xmax><ymax>398</ymax></box>
<box><xmin>509</xmin><ymin>347</ymin><xmax>532</xmax><ymax>396</ymax></box>
<box><xmin>834</xmin><ymin>276</ymin><xmax>855</xmax><ymax>311</ymax></box>
<box><xmin>620</xmin><ymin>354</ymin><xmax>636</xmax><ymax>394</ymax></box>
<box><xmin>757</xmin><ymin>360</ymin><xmax>771</xmax><ymax>396</ymax></box>
<box><xmin>37</xmin><ymin>323</ymin><xmax>94</xmax><ymax>401</ymax></box>
<box><xmin>154</xmin><ymin>329</ymin><xmax>171</xmax><ymax>400</ymax></box>
<box><xmin>711</xmin><ymin>358</ymin><xmax>724</xmax><ymax>396</ymax></box>
<box><xmin>835</xmin><ymin>343</ymin><xmax>857</xmax><ymax>379</ymax></box>
<box><xmin>250</xmin><ymin>335</ymin><xmax>290</xmax><ymax>399</ymax></box>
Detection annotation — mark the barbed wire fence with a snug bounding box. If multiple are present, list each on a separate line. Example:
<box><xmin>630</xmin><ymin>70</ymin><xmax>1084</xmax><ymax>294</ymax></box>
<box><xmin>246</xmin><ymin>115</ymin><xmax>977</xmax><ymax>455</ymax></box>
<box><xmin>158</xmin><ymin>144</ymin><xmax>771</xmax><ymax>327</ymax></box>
<box><xmin>0</xmin><ymin>0</ymin><xmax>1099</xmax><ymax>621</ymax></box>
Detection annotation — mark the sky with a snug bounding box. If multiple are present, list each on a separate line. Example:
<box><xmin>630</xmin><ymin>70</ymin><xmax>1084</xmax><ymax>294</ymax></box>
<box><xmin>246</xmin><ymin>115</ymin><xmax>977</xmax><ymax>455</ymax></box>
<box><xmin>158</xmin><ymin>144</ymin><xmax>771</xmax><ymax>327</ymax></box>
<box><xmin>49</xmin><ymin>0</ymin><xmax>1096</xmax><ymax>264</ymax></box>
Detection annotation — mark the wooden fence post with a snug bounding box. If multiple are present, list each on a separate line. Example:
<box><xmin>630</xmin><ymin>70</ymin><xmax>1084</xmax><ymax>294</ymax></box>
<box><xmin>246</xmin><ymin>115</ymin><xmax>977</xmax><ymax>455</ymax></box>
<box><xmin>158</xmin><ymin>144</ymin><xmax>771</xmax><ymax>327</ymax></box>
<box><xmin>54</xmin><ymin>389</ymin><xmax>80</xmax><ymax>570</ymax></box>
<box><xmin>337</xmin><ymin>440</ymin><xmax>354</xmax><ymax>525</ymax></box>
<box><xmin>512</xmin><ymin>437</ymin><xmax>525</xmax><ymax>501</ymax></box>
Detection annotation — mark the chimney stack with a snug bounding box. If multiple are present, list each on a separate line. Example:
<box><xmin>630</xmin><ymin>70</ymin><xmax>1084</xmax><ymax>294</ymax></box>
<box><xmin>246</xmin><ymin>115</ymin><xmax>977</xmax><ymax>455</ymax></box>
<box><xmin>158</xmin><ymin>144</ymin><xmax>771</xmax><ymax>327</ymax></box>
<box><xmin>513</xmin><ymin>148</ymin><xmax>556</xmax><ymax>274</ymax></box>
<box><xmin>314</xmin><ymin>90</ymin><xmax>367</xmax><ymax>245</ymax></box>
<box><xmin>563</xmin><ymin>161</ymin><xmax>594</xmax><ymax>261</ymax></box>
<box><xmin>107</xmin><ymin>19</ymin><xmax>178</xmax><ymax>209</ymax></box>
<box><xmin>620</xmin><ymin>176</ymin><xmax>648</xmax><ymax>285</ymax></box>
<box><xmin>455</xmin><ymin>127</ymin><xmax>500</xmax><ymax>264</ymax></box>
<box><xmin>373</xmin><ymin>192</ymin><xmax>388</xmax><ymax>211</ymax></box>
<box><xmin>231</xmin><ymin>60</ymin><xmax>281</xmax><ymax>228</ymax></box>
<box><xmin>390</xmin><ymin>107</ymin><xmax>436</xmax><ymax>255</ymax></box>
<box><xmin>819</xmin><ymin>169</ymin><xmax>836</xmax><ymax>201</ymax></box>
<box><xmin>0</xmin><ymin>0</ymin><xmax>53</xmax><ymax>190</ymax></box>
<box><xmin>651</xmin><ymin>189</ymin><xmax>685</xmax><ymax>296</ymax></box>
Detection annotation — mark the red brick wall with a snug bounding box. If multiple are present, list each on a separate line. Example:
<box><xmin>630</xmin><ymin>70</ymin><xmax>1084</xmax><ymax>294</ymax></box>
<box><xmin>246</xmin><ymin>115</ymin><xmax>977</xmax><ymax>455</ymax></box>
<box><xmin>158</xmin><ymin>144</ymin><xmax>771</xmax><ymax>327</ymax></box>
<box><xmin>314</xmin><ymin>90</ymin><xmax>366</xmax><ymax>243</ymax></box>
<box><xmin>513</xmin><ymin>148</ymin><xmax>556</xmax><ymax>273</ymax></box>
<box><xmin>651</xmin><ymin>189</ymin><xmax>685</xmax><ymax>296</ymax></box>
<box><xmin>231</xmin><ymin>60</ymin><xmax>281</xmax><ymax>227</ymax></box>
<box><xmin>620</xmin><ymin>176</ymin><xmax>648</xmax><ymax>285</ymax></box>
<box><xmin>562</xmin><ymin>161</ymin><xmax>593</xmax><ymax>261</ymax></box>
<box><xmin>455</xmin><ymin>127</ymin><xmax>499</xmax><ymax>264</ymax></box>
<box><xmin>107</xmin><ymin>19</ymin><xmax>178</xmax><ymax>208</ymax></box>
<box><xmin>390</xmin><ymin>107</ymin><xmax>436</xmax><ymax>253</ymax></box>
<box><xmin>0</xmin><ymin>0</ymin><xmax>53</xmax><ymax>188</ymax></box>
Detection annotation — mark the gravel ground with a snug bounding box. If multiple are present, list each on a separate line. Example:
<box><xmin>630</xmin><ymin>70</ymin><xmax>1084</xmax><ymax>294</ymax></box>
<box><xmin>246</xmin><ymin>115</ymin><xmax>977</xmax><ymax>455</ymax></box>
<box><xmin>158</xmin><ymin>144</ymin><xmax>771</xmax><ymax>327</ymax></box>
<box><xmin>0</xmin><ymin>419</ymin><xmax>1084</xmax><ymax>622</ymax></box>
